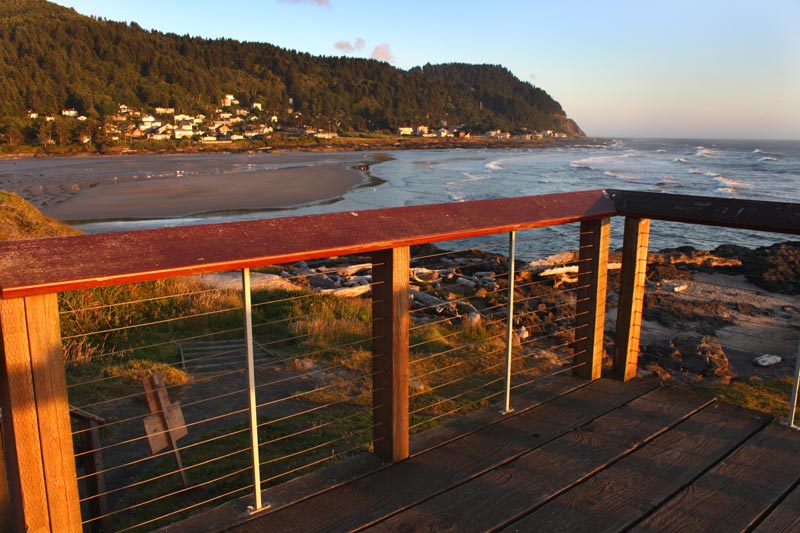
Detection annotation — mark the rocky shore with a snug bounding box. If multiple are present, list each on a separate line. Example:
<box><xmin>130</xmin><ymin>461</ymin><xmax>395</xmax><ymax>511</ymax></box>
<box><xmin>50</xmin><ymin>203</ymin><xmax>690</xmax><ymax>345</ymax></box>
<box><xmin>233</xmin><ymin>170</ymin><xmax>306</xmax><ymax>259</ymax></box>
<box><xmin>201</xmin><ymin>240</ymin><xmax>800</xmax><ymax>389</ymax></box>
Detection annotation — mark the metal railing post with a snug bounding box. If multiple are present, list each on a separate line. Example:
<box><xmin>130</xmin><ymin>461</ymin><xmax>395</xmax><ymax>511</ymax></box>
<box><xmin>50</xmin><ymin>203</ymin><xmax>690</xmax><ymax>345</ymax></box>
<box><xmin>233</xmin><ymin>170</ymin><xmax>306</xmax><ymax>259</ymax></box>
<box><xmin>242</xmin><ymin>269</ymin><xmax>266</xmax><ymax>512</ymax></box>
<box><xmin>502</xmin><ymin>231</ymin><xmax>516</xmax><ymax>414</ymax></box>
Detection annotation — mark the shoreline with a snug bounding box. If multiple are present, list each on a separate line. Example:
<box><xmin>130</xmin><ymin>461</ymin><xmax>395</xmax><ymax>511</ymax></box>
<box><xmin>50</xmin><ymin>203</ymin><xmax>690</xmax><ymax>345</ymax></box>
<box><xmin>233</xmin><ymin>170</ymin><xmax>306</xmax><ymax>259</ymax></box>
<box><xmin>0</xmin><ymin>136</ymin><xmax>579</xmax><ymax>161</ymax></box>
<box><xmin>39</xmin><ymin>157</ymin><xmax>377</xmax><ymax>221</ymax></box>
<box><xmin>0</xmin><ymin>138</ymin><xmax>578</xmax><ymax>224</ymax></box>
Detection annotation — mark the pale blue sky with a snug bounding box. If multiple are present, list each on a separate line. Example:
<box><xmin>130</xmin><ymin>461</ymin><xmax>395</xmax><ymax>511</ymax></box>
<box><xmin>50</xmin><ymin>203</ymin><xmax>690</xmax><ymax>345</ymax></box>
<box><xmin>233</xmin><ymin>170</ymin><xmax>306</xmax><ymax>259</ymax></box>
<box><xmin>51</xmin><ymin>0</ymin><xmax>799</xmax><ymax>140</ymax></box>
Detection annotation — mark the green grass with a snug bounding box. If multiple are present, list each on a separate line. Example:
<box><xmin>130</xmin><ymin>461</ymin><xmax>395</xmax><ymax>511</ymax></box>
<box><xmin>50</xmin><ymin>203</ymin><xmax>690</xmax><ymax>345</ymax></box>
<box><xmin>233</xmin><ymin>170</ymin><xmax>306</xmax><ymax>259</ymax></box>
<box><xmin>107</xmin><ymin>407</ymin><xmax>372</xmax><ymax>532</ymax></box>
<box><xmin>702</xmin><ymin>376</ymin><xmax>795</xmax><ymax>419</ymax></box>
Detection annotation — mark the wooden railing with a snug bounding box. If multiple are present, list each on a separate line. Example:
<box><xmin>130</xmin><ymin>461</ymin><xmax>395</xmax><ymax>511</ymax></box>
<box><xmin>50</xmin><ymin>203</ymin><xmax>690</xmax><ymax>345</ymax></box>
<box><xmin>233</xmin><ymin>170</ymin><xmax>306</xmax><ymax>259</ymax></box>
<box><xmin>0</xmin><ymin>189</ymin><xmax>798</xmax><ymax>532</ymax></box>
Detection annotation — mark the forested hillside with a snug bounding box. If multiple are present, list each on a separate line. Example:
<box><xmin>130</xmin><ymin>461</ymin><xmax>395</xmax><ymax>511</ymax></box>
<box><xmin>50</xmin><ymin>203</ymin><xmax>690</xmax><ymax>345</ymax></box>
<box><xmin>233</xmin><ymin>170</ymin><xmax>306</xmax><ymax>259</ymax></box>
<box><xmin>0</xmin><ymin>0</ymin><xmax>582</xmax><ymax>136</ymax></box>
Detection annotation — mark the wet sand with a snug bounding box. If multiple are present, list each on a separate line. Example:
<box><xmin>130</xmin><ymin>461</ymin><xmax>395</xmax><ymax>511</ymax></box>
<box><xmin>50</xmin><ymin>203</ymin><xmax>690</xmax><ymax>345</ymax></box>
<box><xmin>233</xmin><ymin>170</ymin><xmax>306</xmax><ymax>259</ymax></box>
<box><xmin>0</xmin><ymin>152</ymin><xmax>373</xmax><ymax>221</ymax></box>
<box><xmin>42</xmin><ymin>163</ymin><xmax>365</xmax><ymax>220</ymax></box>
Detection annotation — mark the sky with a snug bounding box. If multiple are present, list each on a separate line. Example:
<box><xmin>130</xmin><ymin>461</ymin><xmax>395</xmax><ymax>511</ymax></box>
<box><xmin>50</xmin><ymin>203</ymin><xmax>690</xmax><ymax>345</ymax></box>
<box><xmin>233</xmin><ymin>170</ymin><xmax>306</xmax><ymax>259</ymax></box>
<box><xmin>51</xmin><ymin>0</ymin><xmax>800</xmax><ymax>140</ymax></box>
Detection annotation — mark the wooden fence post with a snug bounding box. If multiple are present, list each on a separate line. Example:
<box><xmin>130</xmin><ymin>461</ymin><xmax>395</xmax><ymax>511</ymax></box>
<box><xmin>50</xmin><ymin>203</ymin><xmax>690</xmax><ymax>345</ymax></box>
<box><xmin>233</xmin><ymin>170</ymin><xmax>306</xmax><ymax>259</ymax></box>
<box><xmin>0</xmin><ymin>294</ymin><xmax>81</xmax><ymax>532</ymax></box>
<box><xmin>573</xmin><ymin>218</ymin><xmax>610</xmax><ymax>381</ymax></box>
<box><xmin>371</xmin><ymin>247</ymin><xmax>410</xmax><ymax>462</ymax></box>
<box><xmin>613</xmin><ymin>217</ymin><xmax>651</xmax><ymax>381</ymax></box>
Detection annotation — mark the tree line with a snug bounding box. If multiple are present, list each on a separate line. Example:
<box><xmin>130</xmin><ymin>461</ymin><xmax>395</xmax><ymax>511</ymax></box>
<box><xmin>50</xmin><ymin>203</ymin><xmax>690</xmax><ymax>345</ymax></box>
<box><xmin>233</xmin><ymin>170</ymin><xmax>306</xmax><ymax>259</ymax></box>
<box><xmin>0</xmin><ymin>0</ymin><xmax>582</xmax><ymax>146</ymax></box>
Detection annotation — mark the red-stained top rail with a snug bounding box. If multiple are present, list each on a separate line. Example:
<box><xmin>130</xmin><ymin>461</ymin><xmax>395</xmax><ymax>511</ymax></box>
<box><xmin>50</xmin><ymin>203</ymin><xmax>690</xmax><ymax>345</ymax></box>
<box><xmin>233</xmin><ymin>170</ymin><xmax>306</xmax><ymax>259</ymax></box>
<box><xmin>2</xmin><ymin>189</ymin><xmax>798</xmax><ymax>299</ymax></box>
<box><xmin>0</xmin><ymin>190</ymin><xmax>615</xmax><ymax>298</ymax></box>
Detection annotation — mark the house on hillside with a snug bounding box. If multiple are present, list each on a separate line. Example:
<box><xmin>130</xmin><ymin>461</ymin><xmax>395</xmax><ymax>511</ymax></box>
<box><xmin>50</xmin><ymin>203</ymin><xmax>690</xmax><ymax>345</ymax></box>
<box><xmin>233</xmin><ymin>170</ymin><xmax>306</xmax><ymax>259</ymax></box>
<box><xmin>415</xmin><ymin>125</ymin><xmax>429</xmax><ymax>136</ymax></box>
<box><xmin>154</xmin><ymin>107</ymin><xmax>175</xmax><ymax>115</ymax></box>
<box><xmin>61</xmin><ymin>109</ymin><xmax>78</xmax><ymax>117</ymax></box>
<box><xmin>398</xmin><ymin>127</ymin><xmax>413</xmax><ymax>136</ymax></box>
<box><xmin>174</xmin><ymin>120</ymin><xmax>195</xmax><ymax>139</ymax></box>
<box><xmin>221</xmin><ymin>94</ymin><xmax>239</xmax><ymax>107</ymax></box>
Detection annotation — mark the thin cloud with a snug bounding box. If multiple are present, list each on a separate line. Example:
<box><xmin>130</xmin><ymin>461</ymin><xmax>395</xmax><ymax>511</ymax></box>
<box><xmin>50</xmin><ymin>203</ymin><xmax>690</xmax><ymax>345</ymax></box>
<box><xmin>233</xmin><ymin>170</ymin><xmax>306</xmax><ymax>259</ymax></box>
<box><xmin>334</xmin><ymin>38</ymin><xmax>365</xmax><ymax>53</ymax></box>
<box><xmin>279</xmin><ymin>0</ymin><xmax>331</xmax><ymax>6</ymax></box>
<box><xmin>370</xmin><ymin>44</ymin><xmax>394</xmax><ymax>64</ymax></box>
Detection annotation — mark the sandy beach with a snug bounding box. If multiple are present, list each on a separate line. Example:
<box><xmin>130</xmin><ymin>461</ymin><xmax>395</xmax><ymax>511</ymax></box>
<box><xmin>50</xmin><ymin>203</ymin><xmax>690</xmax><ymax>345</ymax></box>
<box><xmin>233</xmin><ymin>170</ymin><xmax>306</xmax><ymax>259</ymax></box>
<box><xmin>0</xmin><ymin>152</ymin><xmax>376</xmax><ymax>221</ymax></box>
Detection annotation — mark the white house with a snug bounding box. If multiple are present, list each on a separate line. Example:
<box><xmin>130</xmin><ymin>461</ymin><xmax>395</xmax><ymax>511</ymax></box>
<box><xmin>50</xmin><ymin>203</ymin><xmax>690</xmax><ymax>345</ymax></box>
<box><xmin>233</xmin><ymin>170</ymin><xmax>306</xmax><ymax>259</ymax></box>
<box><xmin>61</xmin><ymin>109</ymin><xmax>78</xmax><ymax>117</ymax></box>
<box><xmin>154</xmin><ymin>107</ymin><xmax>175</xmax><ymax>115</ymax></box>
<box><xmin>398</xmin><ymin>127</ymin><xmax>413</xmax><ymax>136</ymax></box>
<box><xmin>221</xmin><ymin>94</ymin><xmax>239</xmax><ymax>107</ymax></box>
<box><xmin>415</xmin><ymin>125</ymin><xmax>429</xmax><ymax>136</ymax></box>
<box><xmin>252</xmin><ymin>103</ymin><xmax>263</xmax><ymax>111</ymax></box>
<box><xmin>174</xmin><ymin>120</ymin><xmax>195</xmax><ymax>139</ymax></box>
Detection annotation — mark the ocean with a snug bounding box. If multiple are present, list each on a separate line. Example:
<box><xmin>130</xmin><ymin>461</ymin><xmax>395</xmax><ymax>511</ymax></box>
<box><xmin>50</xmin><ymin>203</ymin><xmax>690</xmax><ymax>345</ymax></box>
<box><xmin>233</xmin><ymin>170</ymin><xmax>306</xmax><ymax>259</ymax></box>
<box><xmin>7</xmin><ymin>138</ymin><xmax>800</xmax><ymax>259</ymax></box>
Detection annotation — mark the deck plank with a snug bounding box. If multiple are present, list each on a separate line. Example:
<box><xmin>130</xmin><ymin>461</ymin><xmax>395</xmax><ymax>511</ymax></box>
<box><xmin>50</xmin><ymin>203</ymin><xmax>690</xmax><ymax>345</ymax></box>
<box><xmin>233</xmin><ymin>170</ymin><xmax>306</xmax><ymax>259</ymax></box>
<box><xmin>632</xmin><ymin>423</ymin><xmax>800</xmax><ymax>532</ymax></box>
<box><xmin>367</xmin><ymin>386</ymin><xmax>713</xmax><ymax>532</ymax></box>
<box><xmin>230</xmin><ymin>378</ymin><xmax>655</xmax><ymax>532</ymax></box>
<box><xmin>753</xmin><ymin>481</ymin><xmax>800</xmax><ymax>532</ymax></box>
<box><xmin>501</xmin><ymin>402</ymin><xmax>771</xmax><ymax>532</ymax></box>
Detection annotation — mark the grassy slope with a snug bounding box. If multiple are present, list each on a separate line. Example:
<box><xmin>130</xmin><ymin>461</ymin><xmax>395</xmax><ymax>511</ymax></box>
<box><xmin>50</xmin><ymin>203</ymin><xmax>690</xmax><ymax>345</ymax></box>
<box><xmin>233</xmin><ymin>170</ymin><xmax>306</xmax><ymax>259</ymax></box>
<box><xmin>0</xmin><ymin>190</ymin><xmax>81</xmax><ymax>240</ymax></box>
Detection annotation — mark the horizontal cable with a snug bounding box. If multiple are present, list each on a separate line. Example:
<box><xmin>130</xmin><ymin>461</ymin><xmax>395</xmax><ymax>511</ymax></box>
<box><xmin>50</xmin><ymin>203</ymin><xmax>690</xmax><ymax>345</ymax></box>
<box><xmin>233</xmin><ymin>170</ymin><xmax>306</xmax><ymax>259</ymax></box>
<box><xmin>112</xmin><ymin>484</ymin><xmax>254</xmax><ymax>532</ymax></box>
<box><xmin>60</xmin><ymin>284</ymin><xmax>235</xmax><ymax>316</ymax></box>
<box><xmin>62</xmin><ymin>305</ymin><xmax>244</xmax><ymax>341</ymax></box>
<box><xmin>88</xmin><ymin>462</ymin><xmax>252</xmax><ymax>523</ymax></box>
<box><xmin>65</xmin><ymin>326</ymin><xmax>246</xmax><ymax>368</ymax></box>
<box><xmin>79</xmin><ymin>444</ymin><xmax>251</xmax><ymax>503</ymax></box>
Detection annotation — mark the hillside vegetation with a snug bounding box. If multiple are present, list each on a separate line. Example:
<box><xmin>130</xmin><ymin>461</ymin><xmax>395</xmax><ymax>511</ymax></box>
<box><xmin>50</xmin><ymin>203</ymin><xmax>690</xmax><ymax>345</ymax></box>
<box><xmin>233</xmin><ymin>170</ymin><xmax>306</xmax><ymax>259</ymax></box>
<box><xmin>0</xmin><ymin>0</ymin><xmax>582</xmax><ymax>138</ymax></box>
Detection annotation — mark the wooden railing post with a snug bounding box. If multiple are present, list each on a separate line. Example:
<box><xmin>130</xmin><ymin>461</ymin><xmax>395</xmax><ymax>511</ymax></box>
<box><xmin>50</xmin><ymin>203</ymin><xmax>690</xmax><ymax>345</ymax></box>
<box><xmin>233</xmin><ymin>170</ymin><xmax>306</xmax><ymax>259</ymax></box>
<box><xmin>573</xmin><ymin>218</ymin><xmax>610</xmax><ymax>380</ymax></box>
<box><xmin>0</xmin><ymin>293</ymin><xmax>81</xmax><ymax>532</ymax></box>
<box><xmin>371</xmin><ymin>247</ymin><xmax>410</xmax><ymax>462</ymax></box>
<box><xmin>613</xmin><ymin>217</ymin><xmax>651</xmax><ymax>381</ymax></box>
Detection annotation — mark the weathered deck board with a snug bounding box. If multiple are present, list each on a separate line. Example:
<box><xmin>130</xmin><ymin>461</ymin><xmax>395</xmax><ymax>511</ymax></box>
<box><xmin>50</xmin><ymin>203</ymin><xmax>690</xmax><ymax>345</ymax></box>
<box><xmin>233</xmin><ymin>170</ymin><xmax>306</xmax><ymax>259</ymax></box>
<box><xmin>366</xmin><ymin>387</ymin><xmax>713</xmax><ymax>532</ymax></box>
<box><xmin>754</xmin><ymin>482</ymin><xmax>800</xmax><ymax>532</ymax></box>
<box><xmin>229</xmin><ymin>378</ymin><xmax>655</xmax><ymax>532</ymax></box>
<box><xmin>171</xmin><ymin>379</ymin><xmax>798</xmax><ymax>533</ymax></box>
<box><xmin>631</xmin><ymin>422</ymin><xmax>800</xmax><ymax>532</ymax></box>
<box><xmin>502</xmin><ymin>402</ymin><xmax>771</xmax><ymax>532</ymax></box>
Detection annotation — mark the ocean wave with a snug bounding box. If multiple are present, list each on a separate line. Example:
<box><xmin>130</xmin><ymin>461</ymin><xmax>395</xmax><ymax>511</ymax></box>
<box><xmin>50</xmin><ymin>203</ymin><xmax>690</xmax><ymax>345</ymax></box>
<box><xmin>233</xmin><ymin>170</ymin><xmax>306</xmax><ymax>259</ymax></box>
<box><xmin>603</xmin><ymin>170</ymin><xmax>638</xmax><ymax>182</ymax></box>
<box><xmin>485</xmin><ymin>160</ymin><xmax>503</xmax><ymax>171</ymax></box>
<box><xmin>656</xmin><ymin>149</ymin><xmax>667</xmax><ymax>153</ymax></box>
<box><xmin>695</xmin><ymin>148</ymin><xmax>717</xmax><ymax>158</ymax></box>
<box><xmin>688</xmin><ymin>167</ymin><xmax>703</xmax><ymax>174</ymax></box>
<box><xmin>570</xmin><ymin>152</ymin><xmax>637</xmax><ymax>169</ymax></box>
<box><xmin>753</xmin><ymin>148</ymin><xmax>763</xmax><ymax>153</ymax></box>
<box><xmin>758</xmin><ymin>156</ymin><xmax>777</xmax><ymax>162</ymax></box>
<box><xmin>705</xmin><ymin>172</ymin><xmax>751</xmax><ymax>190</ymax></box>
<box><xmin>447</xmin><ymin>191</ymin><xmax>466</xmax><ymax>202</ymax></box>
<box><xmin>462</xmin><ymin>172</ymin><xmax>490</xmax><ymax>182</ymax></box>
<box><xmin>674</xmin><ymin>157</ymin><xmax>690</xmax><ymax>164</ymax></box>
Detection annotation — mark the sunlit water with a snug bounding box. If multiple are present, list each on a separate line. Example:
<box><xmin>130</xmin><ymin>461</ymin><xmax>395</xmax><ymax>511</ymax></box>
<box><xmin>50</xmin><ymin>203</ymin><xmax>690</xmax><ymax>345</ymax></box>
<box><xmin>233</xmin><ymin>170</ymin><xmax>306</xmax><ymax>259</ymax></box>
<box><xmin>7</xmin><ymin>138</ymin><xmax>800</xmax><ymax>259</ymax></box>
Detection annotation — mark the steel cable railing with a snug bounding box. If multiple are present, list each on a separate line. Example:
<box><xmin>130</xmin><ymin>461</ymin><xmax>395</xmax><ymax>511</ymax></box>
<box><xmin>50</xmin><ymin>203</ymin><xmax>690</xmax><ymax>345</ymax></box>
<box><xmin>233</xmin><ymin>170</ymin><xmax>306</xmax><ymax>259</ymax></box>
<box><xmin>64</xmin><ymin>264</ymin><xmax>381</xmax><ymax>531</ymax></box>
<box><xmin>618</xmin><ymin>223</ymin><xmax>800</xmax><ymax>423</ymax></box>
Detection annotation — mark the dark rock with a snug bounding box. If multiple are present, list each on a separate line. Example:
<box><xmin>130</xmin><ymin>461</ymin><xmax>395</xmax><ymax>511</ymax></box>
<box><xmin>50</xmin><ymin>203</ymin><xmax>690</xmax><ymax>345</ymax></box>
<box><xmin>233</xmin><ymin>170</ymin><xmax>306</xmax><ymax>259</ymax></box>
<box><xmin>644</xmin><ymin>335</ymin><xmax>734</xmax><ymax>382</ymax></box>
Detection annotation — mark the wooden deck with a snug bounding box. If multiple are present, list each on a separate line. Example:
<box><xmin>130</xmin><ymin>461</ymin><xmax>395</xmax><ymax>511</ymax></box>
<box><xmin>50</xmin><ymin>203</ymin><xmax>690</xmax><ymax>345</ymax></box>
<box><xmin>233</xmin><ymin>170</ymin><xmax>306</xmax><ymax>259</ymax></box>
<box><xmin>214</xmin><ymin>376</ymin><xmax>800</xmax><ymax>533</ymax></box>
